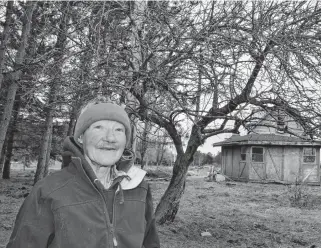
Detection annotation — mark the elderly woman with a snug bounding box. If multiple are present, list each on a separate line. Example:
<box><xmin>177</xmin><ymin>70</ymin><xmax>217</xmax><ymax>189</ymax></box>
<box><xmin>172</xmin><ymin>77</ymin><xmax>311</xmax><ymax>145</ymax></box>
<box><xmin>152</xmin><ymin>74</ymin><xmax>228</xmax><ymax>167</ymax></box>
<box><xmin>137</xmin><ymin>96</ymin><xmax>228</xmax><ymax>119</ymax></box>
<box><xmin>6</xmin><ymin>101</ymin><xmax>160</xmax><ymax>248</ymax></box>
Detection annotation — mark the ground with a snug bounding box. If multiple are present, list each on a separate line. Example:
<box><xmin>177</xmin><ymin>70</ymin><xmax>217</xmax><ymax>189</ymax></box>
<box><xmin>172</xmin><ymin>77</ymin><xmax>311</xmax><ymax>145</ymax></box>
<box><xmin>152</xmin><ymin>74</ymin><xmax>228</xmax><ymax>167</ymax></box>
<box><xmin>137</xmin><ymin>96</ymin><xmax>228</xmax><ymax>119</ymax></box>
<box><xmin>0</xmin><ymin>164</ymin><xmax>320</xmax><ymax>248</ymax></box>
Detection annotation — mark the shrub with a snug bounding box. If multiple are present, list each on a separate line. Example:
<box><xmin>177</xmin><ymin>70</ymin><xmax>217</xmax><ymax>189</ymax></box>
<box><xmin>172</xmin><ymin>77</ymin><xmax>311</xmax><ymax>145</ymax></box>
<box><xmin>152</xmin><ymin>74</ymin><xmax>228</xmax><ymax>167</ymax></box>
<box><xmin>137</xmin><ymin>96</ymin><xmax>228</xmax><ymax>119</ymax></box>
<box><xmin>288</xmin><ymin>177</ymin><xmax>309</xmax><ymax>208</ymax></box>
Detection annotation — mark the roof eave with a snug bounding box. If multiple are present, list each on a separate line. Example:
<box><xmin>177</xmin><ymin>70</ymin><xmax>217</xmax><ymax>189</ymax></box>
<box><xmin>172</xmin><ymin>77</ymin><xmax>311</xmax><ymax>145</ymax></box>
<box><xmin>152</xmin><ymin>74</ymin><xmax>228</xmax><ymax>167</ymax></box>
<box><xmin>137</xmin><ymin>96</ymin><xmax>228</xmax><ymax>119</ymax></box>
<box><xmin>213</xmin><ymin>140</ymin><xmax>321</xmax><ymax>147</ymax></box>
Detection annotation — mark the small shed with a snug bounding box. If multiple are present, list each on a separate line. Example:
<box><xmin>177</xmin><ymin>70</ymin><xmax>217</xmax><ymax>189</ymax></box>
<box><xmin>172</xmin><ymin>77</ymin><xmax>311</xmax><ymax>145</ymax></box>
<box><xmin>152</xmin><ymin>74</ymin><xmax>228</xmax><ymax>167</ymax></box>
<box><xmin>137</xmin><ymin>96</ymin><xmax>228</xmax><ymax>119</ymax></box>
<box><xmin>213</xmin><ymin>134</ymin><xmax>321</xmax><ymax>184</ymax></box>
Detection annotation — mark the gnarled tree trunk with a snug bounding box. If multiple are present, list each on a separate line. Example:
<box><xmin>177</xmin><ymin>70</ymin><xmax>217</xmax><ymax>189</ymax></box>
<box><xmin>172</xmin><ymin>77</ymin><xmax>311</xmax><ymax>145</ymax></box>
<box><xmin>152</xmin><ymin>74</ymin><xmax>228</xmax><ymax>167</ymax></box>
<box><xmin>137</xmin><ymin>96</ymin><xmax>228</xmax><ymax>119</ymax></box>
<box><xmin>155</xmin><ymin>135</ymin><xmax>199</xmax><ymax>223</ymax></box>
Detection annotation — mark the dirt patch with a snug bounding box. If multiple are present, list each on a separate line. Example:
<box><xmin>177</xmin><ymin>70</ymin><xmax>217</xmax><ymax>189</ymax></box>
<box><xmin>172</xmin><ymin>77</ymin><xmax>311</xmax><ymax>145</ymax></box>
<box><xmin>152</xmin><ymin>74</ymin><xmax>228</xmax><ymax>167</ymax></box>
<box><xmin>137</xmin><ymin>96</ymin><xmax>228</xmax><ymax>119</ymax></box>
<box><xmin>0</xmin><ymin>168</ymin><xmax>320</xmax><ymax>248</ymax></box>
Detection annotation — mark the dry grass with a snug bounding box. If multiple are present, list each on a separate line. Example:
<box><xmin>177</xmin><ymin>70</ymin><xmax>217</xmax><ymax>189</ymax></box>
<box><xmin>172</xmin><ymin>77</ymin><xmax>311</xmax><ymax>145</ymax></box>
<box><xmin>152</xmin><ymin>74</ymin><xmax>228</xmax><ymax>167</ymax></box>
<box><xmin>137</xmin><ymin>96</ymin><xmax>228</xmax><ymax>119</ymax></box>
<box><xmin>0</xmin><ymin>165</ymin><xmax>320</xmax><ymax>248</ymax></box>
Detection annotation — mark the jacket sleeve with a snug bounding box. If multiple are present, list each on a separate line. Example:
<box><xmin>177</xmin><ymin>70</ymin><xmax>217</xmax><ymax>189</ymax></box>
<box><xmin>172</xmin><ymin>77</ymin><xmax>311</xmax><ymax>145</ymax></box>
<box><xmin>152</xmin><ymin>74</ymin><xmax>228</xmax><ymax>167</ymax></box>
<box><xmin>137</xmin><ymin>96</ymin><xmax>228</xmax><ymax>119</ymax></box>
<box><xmin>143</xmin><ymin>184</ymin><xmax>160</xmax><ymax>248</ymax></box>
<box><xmin>6</xmin><ymin>181</ymin><xmax>55</xmax><ymax>248</ymax></box>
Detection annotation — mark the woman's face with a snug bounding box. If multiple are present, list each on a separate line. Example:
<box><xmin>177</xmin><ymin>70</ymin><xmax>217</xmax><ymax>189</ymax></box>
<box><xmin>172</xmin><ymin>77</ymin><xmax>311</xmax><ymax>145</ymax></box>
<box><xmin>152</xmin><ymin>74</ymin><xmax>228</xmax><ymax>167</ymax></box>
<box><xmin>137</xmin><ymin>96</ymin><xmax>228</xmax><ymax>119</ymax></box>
<box><xmin>79</xmin><ymin>120</ymin><xmax>127</xmax><ymax>167</ymax></box>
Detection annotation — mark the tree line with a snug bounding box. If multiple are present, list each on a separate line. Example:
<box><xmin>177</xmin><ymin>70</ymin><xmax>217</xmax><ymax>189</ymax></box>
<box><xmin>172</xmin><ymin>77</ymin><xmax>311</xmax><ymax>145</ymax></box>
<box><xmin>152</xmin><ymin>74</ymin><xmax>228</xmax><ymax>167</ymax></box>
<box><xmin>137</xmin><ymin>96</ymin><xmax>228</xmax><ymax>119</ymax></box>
<box><xmin>0</xmin><ymin>1</ymin><xmax>320</xmax><ymax>224</ymax></box>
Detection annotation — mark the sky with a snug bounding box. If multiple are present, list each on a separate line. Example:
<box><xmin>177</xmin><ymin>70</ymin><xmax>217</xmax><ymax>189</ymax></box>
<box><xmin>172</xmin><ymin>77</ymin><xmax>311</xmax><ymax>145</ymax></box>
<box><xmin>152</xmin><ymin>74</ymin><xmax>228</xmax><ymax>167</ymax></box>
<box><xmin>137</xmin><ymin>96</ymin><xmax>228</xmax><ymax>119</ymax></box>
<box><xmin>197</xmin><ymin>133</ymin><xmax>232</xmax><ymax>155</ymax></box>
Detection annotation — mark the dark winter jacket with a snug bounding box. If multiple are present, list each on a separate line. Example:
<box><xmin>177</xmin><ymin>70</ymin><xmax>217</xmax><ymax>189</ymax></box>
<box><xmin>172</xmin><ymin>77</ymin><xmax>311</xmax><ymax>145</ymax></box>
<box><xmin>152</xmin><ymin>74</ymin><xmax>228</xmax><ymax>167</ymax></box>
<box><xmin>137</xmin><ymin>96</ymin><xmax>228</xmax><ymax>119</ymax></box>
<box><xmin>6</xmin><ymin>137</ymin><xmax>160</xmax><ymax>248</ymax></box>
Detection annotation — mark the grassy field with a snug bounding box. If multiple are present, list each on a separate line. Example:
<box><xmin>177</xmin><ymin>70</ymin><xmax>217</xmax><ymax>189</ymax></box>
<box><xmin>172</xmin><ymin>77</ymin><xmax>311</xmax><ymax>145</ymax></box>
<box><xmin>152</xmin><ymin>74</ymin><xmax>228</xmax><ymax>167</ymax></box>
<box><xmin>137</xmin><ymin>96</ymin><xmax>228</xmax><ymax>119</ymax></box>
<box><xmin>0</xmin><ymin>165</ymin><xmax>320</xmax><ymax>248</ymax></box>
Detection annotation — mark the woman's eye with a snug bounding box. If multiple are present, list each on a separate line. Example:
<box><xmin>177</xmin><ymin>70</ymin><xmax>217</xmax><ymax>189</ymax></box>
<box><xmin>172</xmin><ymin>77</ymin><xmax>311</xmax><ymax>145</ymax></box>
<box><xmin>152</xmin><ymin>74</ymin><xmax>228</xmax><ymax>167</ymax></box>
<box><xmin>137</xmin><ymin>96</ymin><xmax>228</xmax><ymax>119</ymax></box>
<box><xmin>94</xmin><ymin>125</ymin><xmax>102</xmax><ymax>129</ymax></box>
<box><xmin>115</xmin><ymin>128</ymin><xmax>124</xmax><ymax>132</ymax></box>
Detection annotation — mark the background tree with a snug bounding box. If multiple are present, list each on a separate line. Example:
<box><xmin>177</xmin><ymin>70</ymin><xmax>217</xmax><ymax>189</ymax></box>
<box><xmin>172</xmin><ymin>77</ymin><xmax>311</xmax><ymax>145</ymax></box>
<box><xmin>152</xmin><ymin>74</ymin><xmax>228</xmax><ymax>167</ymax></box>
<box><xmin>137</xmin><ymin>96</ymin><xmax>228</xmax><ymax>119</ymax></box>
<box><xmin>0</xmin><ymin>2</ymin><xmax>36</xmax><ymax>178</ymax></box>
<box><xmin>118</xmin><ymin>1</ymin><xmax>320</xmax><ymax>223</ymax></box>
<box><xmin>34</xmin><ymin>2</ymin><xmax>71</xmax><ymax>184</ymax></box>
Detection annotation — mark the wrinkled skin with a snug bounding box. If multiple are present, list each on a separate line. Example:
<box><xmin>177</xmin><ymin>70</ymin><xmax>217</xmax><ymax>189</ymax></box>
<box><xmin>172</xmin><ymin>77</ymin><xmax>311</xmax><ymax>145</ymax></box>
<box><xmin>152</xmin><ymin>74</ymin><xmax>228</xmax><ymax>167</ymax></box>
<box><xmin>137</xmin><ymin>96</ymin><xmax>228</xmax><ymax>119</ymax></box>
<box><xmin>79</xmin><ymin>120</ymin><xmax>127</xmax><ymax>167</ymax></box>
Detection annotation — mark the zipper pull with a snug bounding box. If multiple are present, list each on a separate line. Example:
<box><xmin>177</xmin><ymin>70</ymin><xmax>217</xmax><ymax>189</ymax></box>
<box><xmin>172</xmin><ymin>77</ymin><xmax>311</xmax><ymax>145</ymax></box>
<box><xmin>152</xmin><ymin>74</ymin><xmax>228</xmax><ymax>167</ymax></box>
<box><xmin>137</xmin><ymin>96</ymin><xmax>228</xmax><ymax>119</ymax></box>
<box><xmin>113</xmin><ymin>236</ymin><xmax>118</xmax><ymax>247</ymax></box>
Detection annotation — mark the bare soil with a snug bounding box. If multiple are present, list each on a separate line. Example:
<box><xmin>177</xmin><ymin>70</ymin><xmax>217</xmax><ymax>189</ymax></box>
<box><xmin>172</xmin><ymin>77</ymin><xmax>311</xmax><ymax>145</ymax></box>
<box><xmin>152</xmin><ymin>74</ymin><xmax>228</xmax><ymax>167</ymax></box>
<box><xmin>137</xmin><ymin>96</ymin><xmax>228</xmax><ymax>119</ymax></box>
<box><xmin>0</xmin><ymin>166</ymin><xmax>320</xmax><ymax>248</ymax></box>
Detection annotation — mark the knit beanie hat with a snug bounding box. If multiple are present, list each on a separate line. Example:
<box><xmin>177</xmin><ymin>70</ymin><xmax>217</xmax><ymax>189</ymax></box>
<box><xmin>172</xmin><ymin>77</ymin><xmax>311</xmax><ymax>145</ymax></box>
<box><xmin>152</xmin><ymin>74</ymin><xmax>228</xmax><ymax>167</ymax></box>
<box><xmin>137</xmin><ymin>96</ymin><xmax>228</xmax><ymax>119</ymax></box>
<box><xmin>73</xmin><ymin>102</ymin><xmax>131</xmax><ymax>146</ymax></box>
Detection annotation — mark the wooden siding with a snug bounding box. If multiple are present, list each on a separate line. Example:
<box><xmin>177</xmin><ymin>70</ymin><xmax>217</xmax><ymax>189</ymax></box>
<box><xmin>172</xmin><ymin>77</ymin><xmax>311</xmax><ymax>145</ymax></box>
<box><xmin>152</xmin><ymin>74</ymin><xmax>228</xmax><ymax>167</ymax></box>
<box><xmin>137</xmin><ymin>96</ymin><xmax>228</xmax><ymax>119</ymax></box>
<box><xmin>282</xmin><ymin>147</ymin><xmax>300</xmax><ymax>182</ymax></box>
<box><xmin>301</xmin><ymin>148</ymin><xmax>320</xmax><ymax>183</ymax></box>
<box><xmin>232</xmin><ymin>147</ymin><xmax>240</xmax><ymax>178</ymax></box>
<box><xmin>225</xmin><ymin>148</ymin><xmax>233</xmax><ymax>177</ymax></box>
<box><xmin>221</xmin><ymin>145</ymin><xmax>320</xmax><ymax>184</ymax></box>
<box><xmin>252</xmin><ymin>112</ymin><xmax>304</xmax><ymax>136</ymax></box>
<box><xmin>222</xmin><ymin>146</ymin><xmax>249</xmax><ymax>179</ymax></box>
<box><xmin>265</xmin><ymin>147</ymin><xmax>283</xmax><ymax>181</ymax></box>
<box><xmin>249</xmin><ymin>162</ymin><xmax>266</xmax><ymax>180</ymax></box>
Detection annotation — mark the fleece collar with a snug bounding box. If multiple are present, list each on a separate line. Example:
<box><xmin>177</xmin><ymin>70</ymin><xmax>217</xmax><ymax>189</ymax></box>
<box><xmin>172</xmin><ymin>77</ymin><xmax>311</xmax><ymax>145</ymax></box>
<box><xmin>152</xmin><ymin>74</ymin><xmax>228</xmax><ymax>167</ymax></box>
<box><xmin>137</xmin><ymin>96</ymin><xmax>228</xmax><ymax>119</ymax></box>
<box><xmin>120</xmin><ymin>166</ymin><xmax>146</xmax><ymax>190</ymax></box>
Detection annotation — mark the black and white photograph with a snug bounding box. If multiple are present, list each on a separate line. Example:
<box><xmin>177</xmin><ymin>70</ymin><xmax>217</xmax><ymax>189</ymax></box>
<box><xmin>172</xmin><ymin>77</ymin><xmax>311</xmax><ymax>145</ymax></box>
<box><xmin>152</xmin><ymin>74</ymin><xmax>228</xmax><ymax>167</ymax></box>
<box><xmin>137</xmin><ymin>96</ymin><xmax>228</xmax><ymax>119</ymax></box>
<box><xmin>0</xmin><ymin>1</ymin><xmax>320</xmax><ymax>247</ymax></box>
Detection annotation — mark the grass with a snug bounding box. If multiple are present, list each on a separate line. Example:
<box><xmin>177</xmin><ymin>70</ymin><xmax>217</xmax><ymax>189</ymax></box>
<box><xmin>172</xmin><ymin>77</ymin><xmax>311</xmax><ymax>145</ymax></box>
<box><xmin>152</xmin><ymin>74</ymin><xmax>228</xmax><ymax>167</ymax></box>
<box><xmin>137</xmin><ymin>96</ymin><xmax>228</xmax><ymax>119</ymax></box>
<box><xmin>148</xmin><ymin>166</ymin><xmax>320</xmax><ymax>248</ymax></box>
<box><xmin>0</xmin><ymin>165</ymin><xmax>320</xmax><ymax>248</ymax></box>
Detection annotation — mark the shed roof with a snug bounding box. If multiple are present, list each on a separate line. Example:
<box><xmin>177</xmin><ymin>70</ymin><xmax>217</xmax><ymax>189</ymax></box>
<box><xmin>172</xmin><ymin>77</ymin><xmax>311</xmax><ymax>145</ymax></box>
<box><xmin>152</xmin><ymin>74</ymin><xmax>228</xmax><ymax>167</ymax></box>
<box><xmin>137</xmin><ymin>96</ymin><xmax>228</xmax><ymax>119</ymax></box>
<box><xmin>212</xmin><ymin>134</ymin><xmax>321</xmax><ymax>147</ymax></box>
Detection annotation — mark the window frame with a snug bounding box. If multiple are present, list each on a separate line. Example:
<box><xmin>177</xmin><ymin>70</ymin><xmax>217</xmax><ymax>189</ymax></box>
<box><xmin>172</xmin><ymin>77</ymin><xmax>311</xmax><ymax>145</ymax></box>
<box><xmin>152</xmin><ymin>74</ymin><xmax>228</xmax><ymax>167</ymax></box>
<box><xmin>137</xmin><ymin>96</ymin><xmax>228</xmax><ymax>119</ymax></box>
<box><xmin>240</xmin><ymin>146</ymin><xmax>247</xmax><ymax>161</ymax></box>
<box><xmin>302</xmin><ymin>147</ymin><xmax>316</xmax><ymax>164</ymax></box>
<box><xmin>251</xmin><ymin>146</ymin><xmax>264</xmax><ymax>163</ymax></box>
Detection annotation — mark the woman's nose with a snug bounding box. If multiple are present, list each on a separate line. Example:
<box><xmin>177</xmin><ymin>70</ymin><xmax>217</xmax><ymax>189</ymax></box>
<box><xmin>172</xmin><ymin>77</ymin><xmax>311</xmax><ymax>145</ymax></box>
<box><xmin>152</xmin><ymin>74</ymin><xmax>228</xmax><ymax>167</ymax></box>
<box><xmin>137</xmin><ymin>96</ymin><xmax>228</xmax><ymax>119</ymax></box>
<box><xmin>103</xmin><ymin>129</ymin><xmax>116</xmax><ymax>142</ymax></box>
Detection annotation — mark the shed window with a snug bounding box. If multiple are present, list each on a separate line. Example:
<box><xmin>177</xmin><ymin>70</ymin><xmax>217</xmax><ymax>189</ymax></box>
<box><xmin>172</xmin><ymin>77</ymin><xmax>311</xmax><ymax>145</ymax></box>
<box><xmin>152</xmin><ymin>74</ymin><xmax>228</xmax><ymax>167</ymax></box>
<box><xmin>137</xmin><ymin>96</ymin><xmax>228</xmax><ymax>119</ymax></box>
<box><xmin>241</xmin><ymin>147</ymin><xmax>247</xmax><ymax>161</ymax></box>
<box><xmin>252</xmin><ymin>147</ymin><xmax>264</xmax><ymax>162</ymax></box>
<box><xmin>303</xmin><ymin>148</ymin><xmax>316</xmax><ymax>163</ymax></box>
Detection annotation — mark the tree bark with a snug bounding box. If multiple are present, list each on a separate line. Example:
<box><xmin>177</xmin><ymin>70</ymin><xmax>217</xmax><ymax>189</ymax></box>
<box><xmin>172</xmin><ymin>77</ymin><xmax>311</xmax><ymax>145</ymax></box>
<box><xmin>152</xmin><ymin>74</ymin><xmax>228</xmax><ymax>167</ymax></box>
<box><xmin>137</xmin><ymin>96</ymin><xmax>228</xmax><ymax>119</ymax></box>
<box><xmin>2</xmin><ymin>130</ymin><xmax>14</xmax><ymax>179</ymax></box>
<box><xmin>155</xmin><ymin>139</ymin><xmax>198</xmax><ymax>223</ymax></box>
<box><xmin>34</xmin><ymin>87</ymin><xmax>56</xmax><ymax>183</ymax></box>
<box><xmin>43</xmin><ymin>130</ymin><xmax>52</xmax><ymax>177</ymax></box>
<box><xmin>2</xmin><ymin>92</ymin><xmax>21</xmax><ymax>179</ymax></box>
<box><xmin>0</xmin><ymin>136</ymin><xmax>7</xmax><ymax>174</ymax></box>
<box><xmin>155</xmin><ymin>130</ymin><xmax>199</xmax><ymax>224</ymax></box>
<box><xmin>155</xmin><ymin>170</ymin><xmax>186</xmax><ymax>223</ymax></box>
<box><xmin>0</xmin><ymin>2</ymin><xmax>36</xmax><ymax>160</ymax></box>
<box><xmin>67</xmin><ymin>108</ymin><xmax>77</xmax><ymax>136</ymax></box>
<box><xmin>0</xmin><ymin>1</ymin><xmax>14</xmax><ymax>90</ymax></box>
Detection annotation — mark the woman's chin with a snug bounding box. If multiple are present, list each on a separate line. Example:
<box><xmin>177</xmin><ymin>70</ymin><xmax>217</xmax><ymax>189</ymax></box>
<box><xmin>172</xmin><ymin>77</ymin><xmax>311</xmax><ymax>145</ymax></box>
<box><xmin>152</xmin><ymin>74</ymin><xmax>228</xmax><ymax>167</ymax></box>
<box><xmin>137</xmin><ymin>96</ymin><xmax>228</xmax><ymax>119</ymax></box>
<box><xmin>93</xmin><ymin>156</ymin><xmax>120</xmax><ymax>167</ymax></box>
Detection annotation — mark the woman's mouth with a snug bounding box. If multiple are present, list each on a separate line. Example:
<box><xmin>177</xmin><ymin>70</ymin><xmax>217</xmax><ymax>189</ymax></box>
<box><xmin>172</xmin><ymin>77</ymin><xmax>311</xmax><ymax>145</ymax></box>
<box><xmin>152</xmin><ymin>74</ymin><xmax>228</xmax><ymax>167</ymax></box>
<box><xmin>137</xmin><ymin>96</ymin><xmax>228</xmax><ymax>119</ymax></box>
<box><xmin>99</xmin><ymin>147</ymin><xmax>116</xmax><ymax>151</ymax></box>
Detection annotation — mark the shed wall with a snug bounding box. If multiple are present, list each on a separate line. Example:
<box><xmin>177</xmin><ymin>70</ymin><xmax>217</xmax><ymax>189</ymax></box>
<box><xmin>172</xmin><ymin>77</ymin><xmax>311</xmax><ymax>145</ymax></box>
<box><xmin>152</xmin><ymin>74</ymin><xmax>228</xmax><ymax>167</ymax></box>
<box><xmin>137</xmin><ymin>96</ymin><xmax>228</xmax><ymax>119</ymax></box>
<box><xmin>282</xmin><ymin>147</ymin><xmax>300</xmax><ymax>182</ymax></box>
<box><xmin>249</xmin><ymin>162</ymin><xmax>266</xmax><ymax>180</ymax></box>
<box><xmin>221</xmin><ymin>145</ymin><xmax>320</xmax><ymax>184</ymax></box>
<box><xmin>265</xmin><ymin>147</ymin><xmax>283</xmax><ymax>181</ymax></box>
<box><xmin>301</xmin><ymin>148</ymin><xmax>320</xmax><ymax>183</ymax></box>
<box><xmin>222</xmin><ymin>146</ymin><xmax>249</xmax><ymax>179</ymax></box>
<box><xmin>232</xmin><ymin>147</ymin><xmax>241</xmax><ymax>178</ymax></box>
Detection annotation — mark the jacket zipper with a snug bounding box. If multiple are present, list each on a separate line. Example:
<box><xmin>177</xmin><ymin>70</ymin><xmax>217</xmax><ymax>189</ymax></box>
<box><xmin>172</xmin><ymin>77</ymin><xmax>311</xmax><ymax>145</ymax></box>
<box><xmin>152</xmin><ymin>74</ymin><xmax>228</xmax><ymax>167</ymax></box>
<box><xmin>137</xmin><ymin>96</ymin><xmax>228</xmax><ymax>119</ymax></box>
<box><xmin>75</xmin><ymin>158</ymin><xmax>116</xmax><ymax>248</ymax></box>
<box><xmin>112</xmin><ymin>185</ymin><xmax>118</xmax><ymax>247</ymax></box>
